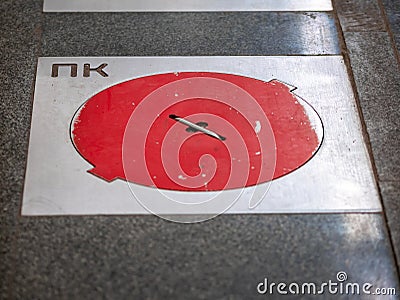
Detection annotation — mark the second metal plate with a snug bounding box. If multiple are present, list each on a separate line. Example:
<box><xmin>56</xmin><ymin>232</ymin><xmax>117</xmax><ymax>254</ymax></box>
<box><xmin>43</xmin><ymin>0</ymin><xmax>332</xmax><ymax>12</ymax></box>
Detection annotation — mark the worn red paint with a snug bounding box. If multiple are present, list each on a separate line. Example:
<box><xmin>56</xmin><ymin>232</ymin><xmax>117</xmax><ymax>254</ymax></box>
<box><xmin>71</xmin><ymin>72</ymin><xmax>321</xmax><ymax>191</ymax></box>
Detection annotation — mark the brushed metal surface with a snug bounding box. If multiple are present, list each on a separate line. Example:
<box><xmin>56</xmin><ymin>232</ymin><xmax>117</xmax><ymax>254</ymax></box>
<box><xmin>43</xmin><ymin>0</ymin><xmax>332</xmax><ymax>12</ymax></box>
<box><xmin>22</xmin><ymin>56</ymin><xmax>380</xmax><ymax>215</ymax></box>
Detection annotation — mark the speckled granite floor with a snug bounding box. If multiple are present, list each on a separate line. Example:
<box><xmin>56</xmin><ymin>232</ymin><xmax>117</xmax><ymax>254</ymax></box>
<box><xmin>0</xmin><ymin>0</ymin><xmax>399</xmax><ymax>299</ymax></box>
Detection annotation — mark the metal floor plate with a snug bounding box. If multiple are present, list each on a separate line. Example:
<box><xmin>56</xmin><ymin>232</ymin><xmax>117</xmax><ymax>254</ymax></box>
<box><xmin>43</xmin><ymin>0</ymin><xmax>332</xmax><ymax>12</ymax></box>
<box><xmin>22</xmin><ymin>56</ymin><xmax>381</xmax><ymax>216</ymax></box>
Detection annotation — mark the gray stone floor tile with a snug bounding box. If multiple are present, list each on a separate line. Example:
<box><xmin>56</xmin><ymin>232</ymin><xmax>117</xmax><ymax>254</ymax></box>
<box><xmin>380</xmin><ymin>181</ymin><xmax>400</xmax><ymax>265</ymax></box>
<box><xmin>0</xmin><ymin>1</ymin><xmax>399</xmax><ymax>299</ymax></box>
<box><xmin>395</xmin><ymin>34</ymin><xmax>400</xmax><ymax>53</ymax></box>
<box><xmin>0</xmin><ymin>1</ymin><xmax>41</xmax><ymax>226</ymax></box>
<box><xmin>0</xmin><ymin>226</ymin><xmax>17</xmax><ymax>300</ymax></box>
<box><xmin>382</xmin><ymin>0</ymin><xmax>400</xmax><ymax>56</ymax></box>
<box><xmin>0</xmin><ymin>50</ymin><xmax>39</xmax><ymax>226</ymax></box>
<box><xmin>334</xmin><ymin>0</ymin><xmax>385</xmax><ymax>32</ymax></box>
<box><xmin>0</xmin><ymin>1</ymin><xmax>42</xmax><ymax>31</ymax></box>
<box><xmin>382</xmin><ymin>0</ymin><xmax>400</xmax><ymax>34</ymax></box>
<box><xmin>344</xmin><ymin>31</ymin><xmax>400</xmax><ymax>181</ymax></box>
<box><xmin>11</xmin><ymin>215</ymin><xmax>400</xmax><ymax>299</ymax></box>
<box><xmin>41</xmin><ymin>12</ymin><xmax>340</xmax><ymax>56</ymax></box>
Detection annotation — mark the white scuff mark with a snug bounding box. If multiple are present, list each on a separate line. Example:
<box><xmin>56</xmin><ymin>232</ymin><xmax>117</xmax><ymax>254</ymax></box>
<box><xmin>174</xmin><ymin>93</ymin><xmax>179</xmax><ymax>97</ymax></box>
<box><xmin>178</xmin><ymin>175</ymin><xmax>187</xmax><ymax>180</ymax></box>
<box><xmin>201</xmin><ymin>174</ymin><xmax>206</xmax><ymax>178</ymax></box>
<box><xmin>174</xmin><ymin>72</ymin><xmax>179</xmax><ymax>76</ymax></box>
<box><xmin>255</xmin><ymin>120</ymin><xmax>261</xmax><ymax>134</ymax></box>
<box><xmin>255</xmin><ymin>151</ymin><xmax>261</xmax><ymax>155</ymax></box>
